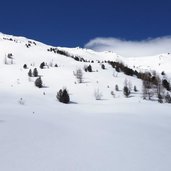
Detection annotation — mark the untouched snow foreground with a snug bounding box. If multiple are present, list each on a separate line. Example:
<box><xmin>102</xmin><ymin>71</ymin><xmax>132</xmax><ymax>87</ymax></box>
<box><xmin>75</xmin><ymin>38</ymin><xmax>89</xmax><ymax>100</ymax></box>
<box><xmin>0</xmin><ymin>33</ymin><xmax>171</xmax><ymax>171</ymax></box>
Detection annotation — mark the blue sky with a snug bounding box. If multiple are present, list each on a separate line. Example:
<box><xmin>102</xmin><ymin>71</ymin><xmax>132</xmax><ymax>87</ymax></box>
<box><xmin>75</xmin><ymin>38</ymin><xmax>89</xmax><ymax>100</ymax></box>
<box><xmin>0</xmin><ymin>0</ymin><xmax>171</xmax><ymax>49</ymax></box>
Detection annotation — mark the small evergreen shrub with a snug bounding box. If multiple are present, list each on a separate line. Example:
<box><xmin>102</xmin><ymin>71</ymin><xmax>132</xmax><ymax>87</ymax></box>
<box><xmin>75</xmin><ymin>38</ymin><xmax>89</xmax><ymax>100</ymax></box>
<box><xmin>101</xmin><ymin>64</ymin><xmax>105</xmax><ymax>69</ymax></box>
<box><xmin>56</xmin><ymin>88</ymin><xmax>70</xmax><ymax>104</ymax></box>
<box><xmin>40</xmin><ymin>62</ymin><xmax>46</xmax><ymax>69</ymax></box>
<box><xmin>134</xmin><ymin>85</ymin><xmax>138</xmax><ymax>92</ymax></box>
<box><xmin>123</xmin><ymin>86</ymin><xmax>130</xmax><ymax>97</ymax></box>
<box><xmin>33</xmin><ymin>68</ymin><xmax>38</xmax><ymax>77</ymax></box>
<box><xmin>23</xmin><ymin>64</ymin><xmax>28</xmax><ymax>69</ymax></box>
<box><xmin>35</xmin><ymin>77</ymin><xmax>43</xmax><ymax>88</ymax></box>
<box><xmin>115</xmin><ymin>84</ymin><xmax>119</xmax><ymax>91</ymax></box>
<box><xmin>28</xmin><ymin>69</ymin><xmax>32</xmax><ymax>77</ymax></box>
<box><xmin>162</xmin><ymin>79</ymin><xmax>170</xmax><ymax>91</ymax></box>
<box><xmin>87</xmin><ymin>65</ymin><xmax>92</xmax><ymax>72</ymax></box>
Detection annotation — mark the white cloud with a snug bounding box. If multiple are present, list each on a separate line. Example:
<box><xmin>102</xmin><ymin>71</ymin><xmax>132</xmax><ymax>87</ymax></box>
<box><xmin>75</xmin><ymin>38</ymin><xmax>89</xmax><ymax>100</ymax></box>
<box><xmin>84</xmin><ymin>36</ymin><xmax>171</xmax><ymax>57</ymax></box>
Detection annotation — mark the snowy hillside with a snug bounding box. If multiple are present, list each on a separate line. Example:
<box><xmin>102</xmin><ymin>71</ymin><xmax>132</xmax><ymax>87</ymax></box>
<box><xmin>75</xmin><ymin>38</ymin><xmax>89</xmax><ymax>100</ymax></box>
<box><xmin>0</xmin><ymin>33</ymin><xmax>171</xmax><ymax>171</ymax></box>
<box><xmin>127</xmin><ymin>53</ymin><xmax>171</xmax><ymax>74</ymax></box>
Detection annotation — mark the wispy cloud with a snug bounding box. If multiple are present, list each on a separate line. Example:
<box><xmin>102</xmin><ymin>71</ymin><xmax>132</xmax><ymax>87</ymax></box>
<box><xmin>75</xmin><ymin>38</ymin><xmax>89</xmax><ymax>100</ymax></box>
<box><xmin>84</xmin><ymin>36</ymin><xmax>171</xmax><ymax>57</ymax></box>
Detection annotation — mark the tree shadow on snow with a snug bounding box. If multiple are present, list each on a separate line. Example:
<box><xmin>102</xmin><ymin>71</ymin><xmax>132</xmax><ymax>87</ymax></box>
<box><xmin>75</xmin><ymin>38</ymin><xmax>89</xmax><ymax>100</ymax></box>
<box><xmin>82</xmin><ymin>81</ymin><xmax>91</xmax><ymax>84</ymax></box>
<box><xmin>96</xmin><ymin>98</ymin><xmax>109</xmax><ymax>101</ymax></box>
<box><xmin>0</xmin><ymin>120</ymin><xmax>5</xmax><ymax>123</ymax></box>
<box><xmin>127</xmin><ymin>95</ymin><xmax>134</xmax><ymax>98</ymax></box>
<box><xmin>42</xmin><ymin>85</ymin><xmax>49</xmax><ymax>88</ymax></box>
<box><xmin>69</xmin><ymin>101</ymin><xmax>78</xmax><ymax>104</ymax></box>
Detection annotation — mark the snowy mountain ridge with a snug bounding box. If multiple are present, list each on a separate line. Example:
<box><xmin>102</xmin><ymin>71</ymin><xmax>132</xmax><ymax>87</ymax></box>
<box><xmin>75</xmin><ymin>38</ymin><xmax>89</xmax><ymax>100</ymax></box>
<box><xmin>1</xmin><ymin>32</ymin><xmax>171</xmax><ymax>74</ymax></box>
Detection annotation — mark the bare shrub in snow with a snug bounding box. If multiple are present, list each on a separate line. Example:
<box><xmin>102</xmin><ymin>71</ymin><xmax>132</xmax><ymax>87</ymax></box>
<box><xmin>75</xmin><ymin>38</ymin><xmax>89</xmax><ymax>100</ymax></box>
<box><xmin>74</xmin><ymin>68</ymin><xmax>83</xmax><ymax>83</ymax></box>
<box><xmin>4</xmin><ymin>57</ymin><xmax>8</xmax><ymax>64</ymax></box>
<box><xmin>113</xmin><ymin>71</ymin><xmax>118</xmax><ymax>77</ymax></box>
<box><xmin>18</xmin><ymin>98</ymin><xmax>25</xmax><ymax>105</ymax></box>
<box><xmin>94</xmin><ymin>88</ymin><xmax>103</xmax><ymax>100</ymax></box>
<box><xmin>127</xmin><ymin>80</ymin><xmax>132</xmax><ymax>92</ymax></box>
<box><xmin>84</xmin><ymin>65</ymin><xmax>88</xmax><ymax>72</ymax></box>
<box><xmin>49</xmin><ymin>60</ymin><xmax>54</xmax><ymax>67</ymax></box>
<box><xmin>115</xmin><ymin>84</ymin><xmax>119</xmax><ymax>91</ymax></box>
<box><xmin>4</xmin><ymin>55</ymin><xmax>14</xmax><ymax>65</ymax></box>
<box><xmin>142</xmin><ymin>81</ymin><xmax>154</xmax><ymax>100</ymax></box>
<box><xmin>28</xmin><ymin>76</ymin><xmax>33</xmax><ymax>82</ymax></box>
<box><xmin>165</xmin><ymin>93</ymin><xmax>171</xmax><ymax>103</ymax></box>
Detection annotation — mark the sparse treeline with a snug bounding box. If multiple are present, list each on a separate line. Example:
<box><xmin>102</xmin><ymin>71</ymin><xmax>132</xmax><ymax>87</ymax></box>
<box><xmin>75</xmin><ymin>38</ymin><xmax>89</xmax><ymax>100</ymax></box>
<box><xmin>109</xmin><ymin>61</ymin><xmax>171</xmax><ymax>103</ymax></box>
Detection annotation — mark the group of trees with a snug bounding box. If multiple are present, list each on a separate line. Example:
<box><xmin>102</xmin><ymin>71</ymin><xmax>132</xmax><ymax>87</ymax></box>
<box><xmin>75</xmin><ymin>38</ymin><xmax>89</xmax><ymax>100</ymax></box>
<box><xmin>27</xmin><ymin>68</ymin><xmax>43</xmax><ymax>88</ymax></box>
<box><xmin>109</xmin><ymin>61</ymin><xmax>135</xmax><ymax>76</ymax></box>
<box><xmin>26</xmin><ymin>60</ymin><xmax>58</xmax><ymax>88</ymax></box>
<box><xmin>109</xmin><ymin>60</ymin><xmax>171</xmax><ymax>103</ymax></box>
<box><xmin>84</xmin><ymin>65</ymin><xmax>92</xmax><ymax>72</ymax></box>
<box><xmin>26</xmin><ymin>64</ymin><xmax>70</xmax><ymax>102</ymax></box>
<box><xmin>28</xmin><ymin>68</ymin><xmax>38</xmax><ymax>77</ymax></box>
<box><xmin>141</xmin><ymin>71</ymin><xmax>171</xmax><ymax>103</ymax></box>
<box><xmin>24</xmin><ymin>61</ymin><xmax>70</xmax><ymax>102</ymax></box>
<box><xmin>47</xmin><ymin>47</ymin><xmax>97</xmax><ymax>63</ymax></box>
<box><xmin>25</xmin><ymin>41</ymin><xmax>37</xmax><ymax>48</ymax></box>
<box><xmin>22</xmin><ymin>56</ymin><xmax>171</xmax><ymax>104</ymax></box>
<box><xmin>40</xmin><ymin>61</ymin><xmax>58</xmax><ymax>69</ymax></box>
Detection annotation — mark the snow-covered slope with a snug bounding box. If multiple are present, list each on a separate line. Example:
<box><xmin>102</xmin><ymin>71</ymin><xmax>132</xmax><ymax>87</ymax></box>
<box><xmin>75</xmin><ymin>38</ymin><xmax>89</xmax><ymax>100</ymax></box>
<box><xmin>0</xmin><ymin>33</ymin><xmax>171</xmax><ymax>171</ymax></box>
<box><xmin>1</xmin><ymin>32</ymin><xmax>171</xmax><ymax>73</ymax></box>
<box><xmin>127</xmin><ymin>53</ymin><xmax>171</xmax><ymax>74</ymax></box>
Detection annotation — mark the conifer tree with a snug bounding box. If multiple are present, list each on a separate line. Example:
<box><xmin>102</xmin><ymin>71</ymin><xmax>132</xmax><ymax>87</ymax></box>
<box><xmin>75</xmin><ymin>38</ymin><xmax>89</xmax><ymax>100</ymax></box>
<box><xmin>28</xmin><ymin>69</ymin><xmax>32</xmax><ymax>77</ymax></box>
<box><xmin>56</xmin><ymin>88</ymin><xmax>70</xmax><ymax>104</ymax></box>
<box><xmin>33</xmin><ymin>68</ymin><xmax>38</xmax><ymax>77</ymax></box>
<box><xmin>35</xmin><ymin>77</ymin><xmax>43</xmax><ymax>88</ymax></box>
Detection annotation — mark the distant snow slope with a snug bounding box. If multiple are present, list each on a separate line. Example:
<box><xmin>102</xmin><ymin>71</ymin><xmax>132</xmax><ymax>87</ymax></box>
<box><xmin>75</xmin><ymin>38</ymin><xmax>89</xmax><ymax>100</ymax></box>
<box><xmin>127</xmin><ymin>53</ymin><xmax>171</xmax><ymax>74</ymax></box>
<box><xmin>0</xmin><ymin>33</ymin><xmax>171</xmax><ymax>171</ymax></box>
